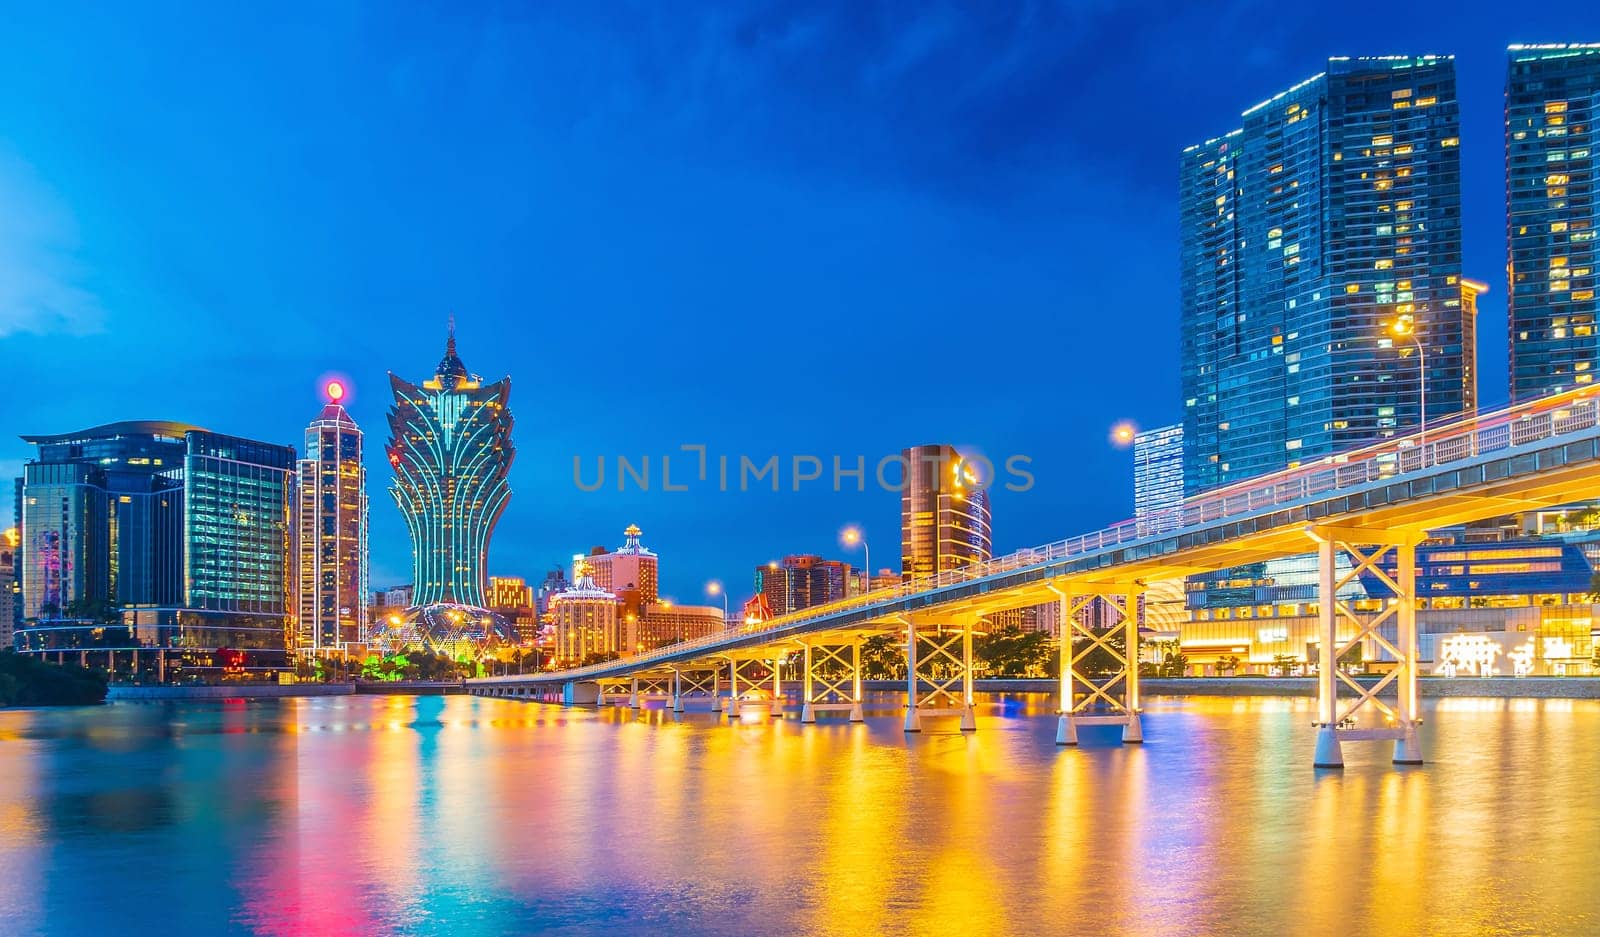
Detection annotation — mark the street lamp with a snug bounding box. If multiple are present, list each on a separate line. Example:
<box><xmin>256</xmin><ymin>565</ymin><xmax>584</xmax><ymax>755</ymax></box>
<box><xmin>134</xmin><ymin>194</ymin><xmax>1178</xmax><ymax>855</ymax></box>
<box><xmin>706</xmin><ymin>580</ymin><xmax>728</xmax><ymax>625</ymax></box>
<box><xmin>1392</xmin><ymin>314</ymin><xmax>1427</xmax><ymax>463</ymax></box>
<box><xmin>841</xmin><ymin>526</ymin><xmax>869</xmax><ymax>595</ymax></box>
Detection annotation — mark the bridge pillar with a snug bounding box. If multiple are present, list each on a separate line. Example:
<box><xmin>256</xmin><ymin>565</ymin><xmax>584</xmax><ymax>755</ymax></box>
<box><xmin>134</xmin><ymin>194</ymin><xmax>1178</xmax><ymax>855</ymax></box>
<box><xmin>798</xmin><ymin>637</ymin><xmax>865</xmax><ymax>724</ymax></box>
<box><xmin>672</xmin><ymin>668</ymin><xmax>684</xmax><ymax>713</ymax></box>
<box><xmin>902</xmin><ymin>616</ymin><xmax>978</xmax><ymax>733</ymax></box>
<box><xmin>711</xmin><ymin>669</ymin><xmax>724</xmax><ymax>712</ymax></box>
<box><xmin>769</xmin><ymin>656</ymin><xmax>784</xmax><ymax>718</ymax></box>
<box><xmin>1048</xmin><ymin>580</ymin><xmax>1144</xmax><ymax>746</ymax></box>
<box><xmin>1307</xmin><ymin>525</ymin><xmax>1426</xmax><ymax>768</ymax></box>
<box><xmin>629</xmin><ymin>677</ymin><xmax>640</xmax><ymax>709</ymax></box>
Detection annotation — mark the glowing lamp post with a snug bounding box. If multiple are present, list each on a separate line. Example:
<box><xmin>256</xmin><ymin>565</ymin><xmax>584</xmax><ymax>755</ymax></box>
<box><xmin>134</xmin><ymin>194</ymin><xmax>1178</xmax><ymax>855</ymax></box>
<box><xmin>706</xmin><ymin>581</ymin><xmax>728</xmax><ymax>625</ymax></box>
<box><xmin>1391</xmin><ymin>314</ymin><xmax>1427</xmax><ymax>464</ymax></box>
<box><xmin>841</xmin><ymin>527</ymin><xmax>869</xmax><ymax>595</ymax></box>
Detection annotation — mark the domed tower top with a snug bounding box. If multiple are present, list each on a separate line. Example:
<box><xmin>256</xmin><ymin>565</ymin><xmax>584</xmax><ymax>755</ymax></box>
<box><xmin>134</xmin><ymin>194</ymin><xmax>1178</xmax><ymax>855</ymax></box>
<box><xmin>436</xmin><ymin>316</ymin><xmax>468</xmax><ymax>382</ymax></box>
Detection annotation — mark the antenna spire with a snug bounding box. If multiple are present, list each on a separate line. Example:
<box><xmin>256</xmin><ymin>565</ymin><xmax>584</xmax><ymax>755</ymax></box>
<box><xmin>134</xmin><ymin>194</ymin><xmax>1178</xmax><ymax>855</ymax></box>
<box><xmin>447</xmin><ymin>314</ymin><xmax>456</xmax><ymax>355</ymax></box>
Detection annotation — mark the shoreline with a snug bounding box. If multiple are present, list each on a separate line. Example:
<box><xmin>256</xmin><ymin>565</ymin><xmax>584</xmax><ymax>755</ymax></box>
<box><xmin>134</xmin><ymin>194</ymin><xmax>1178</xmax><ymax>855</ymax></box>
<box><xmin>101</xmin><ymin>676</ymin><xmax>1600</xmax><ymax>702</ymax></box>
<box><xmin>106</xmin><ymin>682</ymin><xmax>465</xmax><ymax>702</ymax></box>
<box><xmin>867</xmin><ymin>676</ymin><xmax>1600</xmax><ymax>699</ymax></box>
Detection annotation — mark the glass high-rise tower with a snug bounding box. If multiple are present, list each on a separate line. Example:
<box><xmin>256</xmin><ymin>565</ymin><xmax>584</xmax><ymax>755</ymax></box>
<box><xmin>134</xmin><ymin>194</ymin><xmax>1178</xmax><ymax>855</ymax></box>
<box><xmin>295</xmin><ymin>381</ymin><xmax>369</xmax><ymax>650</ymax></box>
<box><xmin>1181</xmin><ymin>56</ymin><xmax>1471</xmax><ymax>494</ymax></box>
<box><xmin>14</xmin><ymin>422</ymin><xmax>293</xmax><ymax>680</ymax></box>
<box><xmin>1507</xmin><ymin>44</ymin><xmax>1600</xmax><ymax>401</ymax></box>
<box><xmin>899</xmin><ymin>444</ymin><xmax>992</xmax><ymax>581</ymax></box>
<box><xmin>386</xmin><ymin>328</ymin><xmax>514</xmax><ymax>608</ymax></box>
<box><xmin>1133</xmin><ymin>424</ymin><xmax>1184</xmax><ymax>534</ymax></box>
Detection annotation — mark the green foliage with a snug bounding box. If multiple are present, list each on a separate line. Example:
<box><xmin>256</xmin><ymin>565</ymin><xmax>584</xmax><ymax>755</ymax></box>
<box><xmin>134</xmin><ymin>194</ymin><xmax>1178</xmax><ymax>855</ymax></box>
<box><xmin>580</xmin><ymin>651</ymin><xmax>621</xmax><ymax>667</ymax></box>
<box><xmin>860</xmin><ymin>634</ymin><xmax>906</xmax><ymax>680</ymax></box>
<box><xmin>1217</xmin><ymin>655</ymin><xmax>1242</xmax><ymax>675</ymax></box>
<box><xmin>1272</xmin><ymin>654</ymin><xmax>1299</xmax><ymax>676</ymax></box>
<box><xmin>0</xmin><ymin>651</ymin><xmax>108</xmax><ymax>706</ymax></box>
<box><xmin>357</xmin><ymin>651</ymin><xmax>466</xmax><ymax>682</ymax></box>
<box><xmin>975</xmin><ymin>625</ymin><xmax>1055</xmax><ymax>678</ymax></box>
<box><xmin>1073</xmin><ymin>627</ymin><xmax>1129</xmax><ymax>677</ymax></box>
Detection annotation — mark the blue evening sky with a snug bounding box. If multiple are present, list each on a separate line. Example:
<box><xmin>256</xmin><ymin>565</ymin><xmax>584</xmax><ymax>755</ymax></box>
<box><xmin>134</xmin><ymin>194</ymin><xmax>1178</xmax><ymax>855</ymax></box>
<box><xmin>2</xmin><ymin>2</ymin><xmax>1596</xmax><ymax>601</ymax></box>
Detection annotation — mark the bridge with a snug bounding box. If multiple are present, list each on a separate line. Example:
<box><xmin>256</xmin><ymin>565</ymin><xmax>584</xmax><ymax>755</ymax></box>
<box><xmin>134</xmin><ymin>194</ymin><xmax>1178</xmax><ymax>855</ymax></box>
<box><xmin>469</xmin><ymin>387</ymin><xmax>1600</xmax><ymax>768</ymax></box>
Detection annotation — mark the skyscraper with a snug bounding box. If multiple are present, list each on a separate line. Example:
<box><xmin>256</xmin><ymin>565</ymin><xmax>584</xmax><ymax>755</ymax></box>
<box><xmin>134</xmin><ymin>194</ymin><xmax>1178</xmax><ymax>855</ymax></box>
<box><xmin>1507</xmin><ymin>44</ymin><xmax>1600</xmax><ymax>401</ymax></box>
<box><xmin>386</xmin><ymin>327</ymin><xmax>514</xmax><ymax>608</ymax></box>
<box><xmin>295</xmin><ymin>380</ymin><xmax>369</xmax><ymax>651</ymax></box>
<box><xmin>1133</xmin><ymin>424</ymin><xmax>1185</xmax><ymax>533</ymax></box>
<box><xmin>2</xmin><ymin>526</ymin><xmax>17</xmax><ymax>650</ymax></box>
<box><xmin>14</xmin><ymin>422</ymin><xmax>294</xmax><ymax>680</ymax></box>
<box><xmin>581</xmin><ymin>525</ymin><xmax>659</xmax><ymax>604</ymax></box>
<box><xmin>1181</xmin><ymin>56</ymin><xmax>1470</xmax><ymax>493</ymax></box>
<box><xmin>900</xmin><ymin>444</ymin><xmax>992</xmax><ymax>580</ymax></box>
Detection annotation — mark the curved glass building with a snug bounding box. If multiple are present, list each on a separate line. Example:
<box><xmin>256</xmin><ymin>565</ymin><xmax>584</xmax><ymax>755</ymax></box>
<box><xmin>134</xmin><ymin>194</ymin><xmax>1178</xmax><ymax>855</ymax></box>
<box><xmin>386</xmin><ymin>329</ymin><xmax>514</xmax><ymax>608</ymax></box>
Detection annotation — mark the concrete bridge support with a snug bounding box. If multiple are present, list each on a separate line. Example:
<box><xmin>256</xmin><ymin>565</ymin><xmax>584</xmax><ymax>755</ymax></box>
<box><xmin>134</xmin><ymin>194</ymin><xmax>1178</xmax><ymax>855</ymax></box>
<box><xmin>799</xmin><ymin>638</ymin><xmax>866</xmax><ymax>723</ymax></box>
<box><xmin>1307</xmin><ymin>525</ymin><xmax>1425</xmax><ymax>769</ymax></box>
<box><xmin>562</xmin><ymin>681</ymin><xmax>599</xmax><ymax>706</ymax></box>
<box><xmin>1048</xmin><ymin>580</ymin><xmax>1144</xmax><ymax>746</ymax></box>
<box><xmin>902</xmin><ymin>616</ymin><xmax>978</xmax><ymax>733</ymax></box>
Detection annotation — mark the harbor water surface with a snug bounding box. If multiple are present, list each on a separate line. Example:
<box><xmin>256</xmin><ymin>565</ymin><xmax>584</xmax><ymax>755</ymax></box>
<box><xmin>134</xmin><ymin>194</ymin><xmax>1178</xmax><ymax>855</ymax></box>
<box><xmin>0</xmin><ymin>693</ymin><xmax>1592</xmax><ymax>936</ymax></box>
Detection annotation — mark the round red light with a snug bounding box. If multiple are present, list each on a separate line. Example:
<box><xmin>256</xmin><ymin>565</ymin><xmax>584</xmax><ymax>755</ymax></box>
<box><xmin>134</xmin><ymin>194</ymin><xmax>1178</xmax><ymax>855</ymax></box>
<box><xmin>326</xmin><ymin>380</ymin><xmax>345</xmax><ymax>402</ymax></box>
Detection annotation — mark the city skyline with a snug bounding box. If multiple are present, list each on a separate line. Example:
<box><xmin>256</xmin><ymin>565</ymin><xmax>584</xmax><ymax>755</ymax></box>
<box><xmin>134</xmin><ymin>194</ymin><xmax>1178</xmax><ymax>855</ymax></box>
<box><xmin>5</xmin><ymin>8</ymin><xmax>1599</xmax><ymax>602</ymax></box>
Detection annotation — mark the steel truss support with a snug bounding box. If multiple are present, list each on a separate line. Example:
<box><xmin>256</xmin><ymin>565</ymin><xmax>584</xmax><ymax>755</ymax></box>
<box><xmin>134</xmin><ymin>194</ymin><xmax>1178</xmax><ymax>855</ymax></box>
<box><xmin>670</xmin><ymin>667</ymin><xmax>719</xmax><ymax>713</ymax></box>
<box><xmin>902</xmin><ymin>617</ymin><xmax>978</xmax><ymax>733</ymax></box>
<box><xmin>1048</xmin><ymin>580</ymin><xmax>1144</xmax><ymax>746</ymax></box>
<box><xmin>1307</xmin><ymin>525</ymin><xmax>1425</xmax><ymax>769</ymax></box>
<box><xmin>595</xmin><ymin>679</ymin><xmax>631</xmax><ymax>707</ymax></box>
<box><xmin>723</xmin><ymin>658</ymin><xmax>771</xmax><ymax>718</ymax></box>
<box><xmin>798</xmin><ymin>638</ymin><xmax>866</xmax><ymax>724</ymax></box>
<box><xmin>627</xmin><ymin>675</ymin><xmax>673</xmax><ymax>709</ymax></box>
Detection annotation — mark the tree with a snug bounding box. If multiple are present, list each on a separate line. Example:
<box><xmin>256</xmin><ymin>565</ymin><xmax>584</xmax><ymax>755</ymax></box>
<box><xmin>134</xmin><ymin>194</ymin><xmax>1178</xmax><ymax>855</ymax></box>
<box><xmin>0</xmin><ymin>652</ymin><xmax>108</xmax><ymax>705</ymax></box>
<box><xmin>860</xmin><ymin>635</ymin><xmax>905</xmax><ymax>680</ymax></box>
<box><xmin>1217</xmin><ymin>655</ymin><xmax>1242</xmax><ymax>676</ymax></box>
<box><xmin>1272</xmin><ymin>654</ymin><xmax>1299</xmax><ymax>676</ymax></box>
<box><xmin>975</xmin><ymin>625</ymin><xmax>1054</xmax><ymax>678</ymax></box>
<box><xmin>1074</xmin><ymin>627</ymin><xmax>1129</xmax><ymax>677</ymax></box>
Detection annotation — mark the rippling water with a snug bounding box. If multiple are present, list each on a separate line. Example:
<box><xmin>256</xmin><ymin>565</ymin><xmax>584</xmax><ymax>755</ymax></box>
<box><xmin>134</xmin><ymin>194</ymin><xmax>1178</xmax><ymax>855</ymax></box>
<box><xmin>0</xmin><ymin>692</ymin><xmax>1595</xmax><ymax>936</ymax></box>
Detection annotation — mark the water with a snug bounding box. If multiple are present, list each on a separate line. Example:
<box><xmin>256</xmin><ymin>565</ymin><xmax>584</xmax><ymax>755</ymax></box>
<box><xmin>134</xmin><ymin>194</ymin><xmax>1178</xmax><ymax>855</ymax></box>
<box><xmin>0</xmin><ymin>692</ymin><xmax>1595</xmax><ymax>936</ymax></box>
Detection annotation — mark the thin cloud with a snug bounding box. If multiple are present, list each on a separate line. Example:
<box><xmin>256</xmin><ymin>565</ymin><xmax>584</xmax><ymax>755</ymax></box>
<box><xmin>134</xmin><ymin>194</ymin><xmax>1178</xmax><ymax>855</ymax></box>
<box><xmin>0</xmin><ymin>151</ymin><xmax>103</xmax><ymax>338</ymax></box>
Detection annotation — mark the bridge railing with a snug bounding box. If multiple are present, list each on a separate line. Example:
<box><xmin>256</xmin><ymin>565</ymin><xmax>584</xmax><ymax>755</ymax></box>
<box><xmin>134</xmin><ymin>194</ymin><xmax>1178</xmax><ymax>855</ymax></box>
<box><xmin>521</xmin><ymin>389</ymin><xmax>1600</xmax><ymax>683</ymax></box>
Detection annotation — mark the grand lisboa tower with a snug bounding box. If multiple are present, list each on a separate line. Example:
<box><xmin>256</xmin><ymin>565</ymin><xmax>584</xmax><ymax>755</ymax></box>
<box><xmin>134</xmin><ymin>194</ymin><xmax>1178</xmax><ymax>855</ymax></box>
<box><xmin>373</xmin><ymin>325</ymin><xmax>516</xmax><ymax>658</ymax></box>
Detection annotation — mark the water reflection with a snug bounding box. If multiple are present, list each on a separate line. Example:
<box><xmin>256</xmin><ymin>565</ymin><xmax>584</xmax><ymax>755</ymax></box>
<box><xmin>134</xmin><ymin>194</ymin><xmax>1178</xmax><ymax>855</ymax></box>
<box><xmin>0</xmin><ymin>693</ymin><xmax>1596</xmax><ymax>936</ymax></box>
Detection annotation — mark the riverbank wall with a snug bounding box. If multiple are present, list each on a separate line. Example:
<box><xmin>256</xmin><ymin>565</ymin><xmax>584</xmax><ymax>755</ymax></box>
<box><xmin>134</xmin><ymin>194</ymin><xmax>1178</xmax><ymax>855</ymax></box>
<box><xmin>865</xmin><ymin>677</ymin><xmax>1600</xmax><ymax>699</ymax></box>
<box><xmin>108</xmin><ymin>684</ymin><xmax>355</xmax><ymax>701</ymax></box>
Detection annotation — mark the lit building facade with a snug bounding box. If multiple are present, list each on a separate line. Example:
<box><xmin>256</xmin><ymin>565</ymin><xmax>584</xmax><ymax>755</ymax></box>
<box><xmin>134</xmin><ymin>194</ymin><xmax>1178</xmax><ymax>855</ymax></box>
<box><xmin>1182</xmin><ymin>57</ymin><xmax>1470</xmax><ymax>494</ymax></box>
<box><xmin>386</xmin><ymin>328</ymin><xmax>514</xmax><ymax>608</ymax></box>
<box><xmin>488</xmin><ymin>575</ymin><xmax>538</xmax><ymax>644</ymax></box>
<box><xmin>900</xmin><ymin>444</ymin><xmax>992</xmax><ymax>581</ymax></box>
<box><xmin>1179</xmin><ymin>527</ymin><xmax>1600</xmax><ymax>676</ymax></box>
<box><xmin>632</xmin><ymin>603</ymin><xmax>724</xmax><ymax>652</ymax></box>
<box><xmin>295</xmin><ymin>383</ymin><xmax>369</xmax><ymax>651</ymax></box>
<box><xmin>754</xmin><ymin>554</ymin><xmax>851</xmax><ymax>616</ymax></box>
<box><xmin>581</xmin><ymin>525</ymin><xmax>659</xmax><ymax>604</ymax></box>
<box><xmin>548</xmin><ymin>560</ymin><xmax>620</xmax><ymax>665</ymax></box>
<box><xmin>1507</xmin><ymin>44</ymin><xmax>1600</xmax><ymax>401</ymax></box>
<box><xmin>1</xmin><ymin>527</ymin><xmax>16</xmax><ymax>649</ymax></box>
<box><xmin>1133</xmin><ymin>424</ymin><xmax>1184</xmax><ymax>534</ymax></box>
<box><xmin>14</xmin><ymin>422</ymin><xmax>294</xmax><ymax>680</ymax></box>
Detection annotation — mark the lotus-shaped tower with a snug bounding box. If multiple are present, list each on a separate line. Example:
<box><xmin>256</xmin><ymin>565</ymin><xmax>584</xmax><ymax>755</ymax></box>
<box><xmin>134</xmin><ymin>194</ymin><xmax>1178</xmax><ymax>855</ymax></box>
<box><xmin>386</xmin><ymin>325</ymin><xmax>514</xmax><ymax>608</ymax></box>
